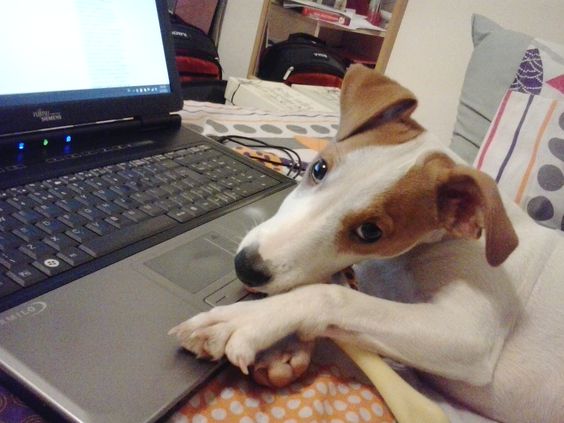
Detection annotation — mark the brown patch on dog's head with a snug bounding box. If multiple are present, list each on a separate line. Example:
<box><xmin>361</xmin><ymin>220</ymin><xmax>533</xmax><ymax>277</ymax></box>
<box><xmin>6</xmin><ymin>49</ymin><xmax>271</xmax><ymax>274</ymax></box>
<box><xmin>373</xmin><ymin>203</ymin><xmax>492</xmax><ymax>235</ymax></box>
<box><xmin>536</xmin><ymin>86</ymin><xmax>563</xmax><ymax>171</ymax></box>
<box><xmin>336</xmin><ymin>64</ymin><xmax>424</xmax><ymax>146</ymax></box>
<box><xmin>336</xmin><ymin>153</ymin><xmax>519</xmax><ymax>266</ymax></box>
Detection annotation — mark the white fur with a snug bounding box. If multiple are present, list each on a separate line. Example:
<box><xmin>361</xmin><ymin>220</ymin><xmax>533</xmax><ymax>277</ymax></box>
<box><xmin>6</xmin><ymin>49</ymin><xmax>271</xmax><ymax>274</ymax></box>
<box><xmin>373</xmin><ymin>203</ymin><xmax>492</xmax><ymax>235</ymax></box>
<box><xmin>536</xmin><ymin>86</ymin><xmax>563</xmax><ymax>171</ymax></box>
<box><xmin>170</xmin><ymin>131</ymin><xmax>564</xmax><ymax>422</ymax></box>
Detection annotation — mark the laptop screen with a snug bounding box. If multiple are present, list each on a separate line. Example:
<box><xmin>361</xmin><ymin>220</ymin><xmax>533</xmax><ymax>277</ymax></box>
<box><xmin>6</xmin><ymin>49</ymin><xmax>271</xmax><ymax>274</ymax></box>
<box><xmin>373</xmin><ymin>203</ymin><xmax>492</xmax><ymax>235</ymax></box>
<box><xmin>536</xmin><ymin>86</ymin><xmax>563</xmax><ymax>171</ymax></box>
<box><xmin>0</xmin><ymin>0</ymin><xmax>182</xmax><ymax>138</ymax></box>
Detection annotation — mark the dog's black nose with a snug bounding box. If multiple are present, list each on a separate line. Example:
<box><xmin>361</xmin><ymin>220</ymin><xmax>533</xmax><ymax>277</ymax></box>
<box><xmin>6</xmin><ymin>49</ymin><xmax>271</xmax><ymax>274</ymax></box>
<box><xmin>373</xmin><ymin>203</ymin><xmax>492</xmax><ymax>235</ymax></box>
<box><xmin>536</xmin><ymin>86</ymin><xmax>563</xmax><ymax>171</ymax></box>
<box><xmin>235</xmin><ymin>246</ymin><xmax>272</xmax><ymax>287</ymax></box>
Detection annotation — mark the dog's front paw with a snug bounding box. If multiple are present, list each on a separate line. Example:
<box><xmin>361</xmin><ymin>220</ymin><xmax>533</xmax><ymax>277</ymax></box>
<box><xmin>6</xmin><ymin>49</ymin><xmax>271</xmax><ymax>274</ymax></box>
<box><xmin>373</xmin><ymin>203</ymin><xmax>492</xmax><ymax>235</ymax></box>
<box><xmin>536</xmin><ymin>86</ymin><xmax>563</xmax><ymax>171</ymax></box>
<box><xmin>169</xmin><ymin>301</ymin><xmax>286</xmax><ymax>374</ymax></box>
<box><xmin>251</xmin><ymin>336</ymin><xmax>314</xmax><ymax>388</ymax></box>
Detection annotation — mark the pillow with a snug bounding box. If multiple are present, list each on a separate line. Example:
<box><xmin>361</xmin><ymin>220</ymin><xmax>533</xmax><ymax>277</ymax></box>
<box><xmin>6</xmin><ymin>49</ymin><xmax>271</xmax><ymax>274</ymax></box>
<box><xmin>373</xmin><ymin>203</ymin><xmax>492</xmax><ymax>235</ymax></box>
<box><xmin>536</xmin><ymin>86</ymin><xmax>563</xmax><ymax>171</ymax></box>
<box><xmin>474</xmin><ymin>90</ymin><xmax>564</xmax><ymax>231</ymax></box>
<box><xmin>450</xmin><ymin>15</ymin><xmax>532</xmax><ymax>163</ymax></box>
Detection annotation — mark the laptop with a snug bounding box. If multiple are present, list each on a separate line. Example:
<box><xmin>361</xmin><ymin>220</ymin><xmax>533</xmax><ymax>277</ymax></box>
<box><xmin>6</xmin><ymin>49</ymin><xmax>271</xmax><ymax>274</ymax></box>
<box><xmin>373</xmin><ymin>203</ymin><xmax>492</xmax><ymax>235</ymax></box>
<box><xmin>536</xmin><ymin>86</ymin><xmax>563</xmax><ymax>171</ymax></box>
<box><xmin>0</xmin><ymin>1</ymin><xmax>294</xmax><ymax>422</ymax></box>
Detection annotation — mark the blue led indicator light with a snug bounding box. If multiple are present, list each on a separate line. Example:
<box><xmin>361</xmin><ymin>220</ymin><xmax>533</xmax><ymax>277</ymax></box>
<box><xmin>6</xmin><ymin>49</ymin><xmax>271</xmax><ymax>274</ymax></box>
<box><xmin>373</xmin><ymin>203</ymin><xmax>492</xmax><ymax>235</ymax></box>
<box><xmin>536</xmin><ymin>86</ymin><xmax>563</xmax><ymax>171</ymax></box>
<box><xmin>65</xmin><ymin>135</ymin><xmax>72</xmax><ymax>143</ymax></box>
<box><xmin>18</xmin><ymin>142</ymin><xmax>25</xmax><ymax>150</ymax></box>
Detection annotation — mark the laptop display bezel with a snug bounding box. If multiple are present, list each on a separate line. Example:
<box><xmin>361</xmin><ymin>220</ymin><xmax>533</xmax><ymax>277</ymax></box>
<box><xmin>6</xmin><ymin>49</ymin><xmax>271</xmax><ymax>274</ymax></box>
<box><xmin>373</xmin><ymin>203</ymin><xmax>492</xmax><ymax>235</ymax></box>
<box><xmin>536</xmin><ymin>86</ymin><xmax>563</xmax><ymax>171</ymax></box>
<box><xmin>0</xmin><ymin>0</ymin><xmax>182</xmax><ymax>140</ymax></box>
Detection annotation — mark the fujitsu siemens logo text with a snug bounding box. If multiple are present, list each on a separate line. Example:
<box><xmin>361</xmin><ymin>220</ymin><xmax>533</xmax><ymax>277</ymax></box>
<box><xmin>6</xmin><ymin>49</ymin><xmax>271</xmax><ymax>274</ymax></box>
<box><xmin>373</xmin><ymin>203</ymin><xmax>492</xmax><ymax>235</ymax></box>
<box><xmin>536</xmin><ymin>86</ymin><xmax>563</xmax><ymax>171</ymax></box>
<box><xmin>32</xmin><ymin>109</ymin><xmax>62</xmax><ymax>122</ymax></box>
<box><xmin>0</xmin><ymin>301</ymin><xmax>48</xmax><ymax>326</ymax></box>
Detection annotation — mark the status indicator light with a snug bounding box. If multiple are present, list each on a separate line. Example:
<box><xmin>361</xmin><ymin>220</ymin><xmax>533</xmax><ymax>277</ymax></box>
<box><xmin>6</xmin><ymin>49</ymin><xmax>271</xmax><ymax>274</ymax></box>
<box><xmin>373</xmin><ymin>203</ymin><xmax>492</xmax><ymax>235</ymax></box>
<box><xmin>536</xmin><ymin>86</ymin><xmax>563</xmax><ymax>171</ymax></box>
<box><xmin>18</xmin><ymin>142</ymin><xmax>25</xmax><ymax>150</ymax></box>
<box><xmin>43</xmin><ymin>139</ymin><xmax>49</xmax><ymax>147</ymax></box>
<box><xmin>65</xmin><ymin>135</ymin><xmax>72</xmax><ymax>143</ymax></box>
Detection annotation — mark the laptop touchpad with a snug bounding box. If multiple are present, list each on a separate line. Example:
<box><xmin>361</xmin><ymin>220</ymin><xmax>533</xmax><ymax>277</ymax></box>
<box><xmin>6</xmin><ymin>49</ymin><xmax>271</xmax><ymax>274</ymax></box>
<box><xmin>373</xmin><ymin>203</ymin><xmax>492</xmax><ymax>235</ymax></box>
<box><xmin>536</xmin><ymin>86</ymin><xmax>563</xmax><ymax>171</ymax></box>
<box><xmin>145</xmin><ymin>233</ymin><xmax>236</xmax><ymax>294</ymax></box>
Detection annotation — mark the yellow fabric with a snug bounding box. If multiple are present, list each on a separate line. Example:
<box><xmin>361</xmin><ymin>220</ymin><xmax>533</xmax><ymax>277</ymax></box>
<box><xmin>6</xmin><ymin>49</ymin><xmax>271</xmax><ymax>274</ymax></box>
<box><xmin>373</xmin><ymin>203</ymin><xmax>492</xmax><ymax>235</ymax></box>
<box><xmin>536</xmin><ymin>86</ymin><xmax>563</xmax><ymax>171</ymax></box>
<box><xmin>336</xmin><ymin>342</ymin><xmax>449</xmax><ymax>423</ymax></box>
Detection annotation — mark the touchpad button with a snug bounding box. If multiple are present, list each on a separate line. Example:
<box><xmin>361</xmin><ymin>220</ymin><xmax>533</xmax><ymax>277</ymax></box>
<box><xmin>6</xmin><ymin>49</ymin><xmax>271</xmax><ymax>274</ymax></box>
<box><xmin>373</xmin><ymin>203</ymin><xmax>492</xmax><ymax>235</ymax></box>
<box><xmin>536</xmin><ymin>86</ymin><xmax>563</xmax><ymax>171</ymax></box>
<box><xmin>145</xmin><ymin>233</ymin><xmax>236</xmax><ymax>294</ymax></box>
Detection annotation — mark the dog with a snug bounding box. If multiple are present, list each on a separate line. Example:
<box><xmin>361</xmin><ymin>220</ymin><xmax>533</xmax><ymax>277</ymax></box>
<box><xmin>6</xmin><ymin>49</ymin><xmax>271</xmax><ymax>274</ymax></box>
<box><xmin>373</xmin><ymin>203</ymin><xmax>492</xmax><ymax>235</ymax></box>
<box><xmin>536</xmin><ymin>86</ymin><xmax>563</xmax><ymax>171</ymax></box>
<box><xmin>170</xmin><ymin>64</ymin><xmax>564</xmax><ymax>423</ymax></box>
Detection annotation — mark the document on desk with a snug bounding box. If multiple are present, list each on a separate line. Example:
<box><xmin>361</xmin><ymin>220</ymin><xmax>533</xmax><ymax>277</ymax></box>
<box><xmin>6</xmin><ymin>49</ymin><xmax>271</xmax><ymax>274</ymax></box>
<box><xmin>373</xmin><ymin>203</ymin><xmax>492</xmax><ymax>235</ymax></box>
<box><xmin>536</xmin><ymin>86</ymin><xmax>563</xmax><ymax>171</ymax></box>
<box><xmin>224</xmin><ymin>77</ymin><xmax>340</xmax><ymax>113</ymax></box>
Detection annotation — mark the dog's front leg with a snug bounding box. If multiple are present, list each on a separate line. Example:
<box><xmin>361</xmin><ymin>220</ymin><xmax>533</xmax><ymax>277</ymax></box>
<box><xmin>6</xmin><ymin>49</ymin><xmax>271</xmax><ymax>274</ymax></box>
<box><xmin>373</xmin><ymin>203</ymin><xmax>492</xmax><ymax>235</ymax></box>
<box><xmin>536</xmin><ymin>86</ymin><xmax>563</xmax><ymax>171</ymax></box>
<box><xmin>171</xmin><ymin>283</ymin><xmax>497</xmax><ymax>385</ymax></box>
<box><xmin>317</xmin><ymin>284</ymin><xmax>500</xmax><ymax>386</ymax></box>
<box><xmin>169</xmin><ymin>290</ymin><xmax>327</xmax><ymax>374</ymax></box>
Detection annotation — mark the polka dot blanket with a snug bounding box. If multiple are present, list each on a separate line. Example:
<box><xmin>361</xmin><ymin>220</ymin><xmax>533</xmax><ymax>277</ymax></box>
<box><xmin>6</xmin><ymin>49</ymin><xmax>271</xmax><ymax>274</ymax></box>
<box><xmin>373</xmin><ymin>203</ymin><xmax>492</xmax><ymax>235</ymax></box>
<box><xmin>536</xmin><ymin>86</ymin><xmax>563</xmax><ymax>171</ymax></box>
<box><xmin>170</xmin><ymin>359</ymin><xmax>395</xmax><ymax>423</ymax></box>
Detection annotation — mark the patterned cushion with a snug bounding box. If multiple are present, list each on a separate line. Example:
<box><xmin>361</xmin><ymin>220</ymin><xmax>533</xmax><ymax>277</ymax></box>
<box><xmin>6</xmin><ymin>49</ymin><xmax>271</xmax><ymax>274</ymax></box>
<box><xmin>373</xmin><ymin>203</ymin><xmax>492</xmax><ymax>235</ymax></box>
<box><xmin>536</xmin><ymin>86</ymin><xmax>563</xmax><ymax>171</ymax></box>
<box><xmin>475</xmin><ymin>90</ymin><xmax>564</xmax><ymax>231</ymax></box>
<box><xmin>451</xmin><ymin>15</ymin><xmax>532</xmax><ymax>163</ymax></box>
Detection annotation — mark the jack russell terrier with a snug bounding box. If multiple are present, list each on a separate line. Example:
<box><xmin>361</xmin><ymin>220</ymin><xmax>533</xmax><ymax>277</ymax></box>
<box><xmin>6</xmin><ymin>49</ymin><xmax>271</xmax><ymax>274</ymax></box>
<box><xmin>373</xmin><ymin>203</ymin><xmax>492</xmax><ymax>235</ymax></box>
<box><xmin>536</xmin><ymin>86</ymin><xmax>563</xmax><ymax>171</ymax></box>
<box><xmin>170</xmin><ymin>64</ymin><xmax>564</xmax><ymax>423</ymax></box>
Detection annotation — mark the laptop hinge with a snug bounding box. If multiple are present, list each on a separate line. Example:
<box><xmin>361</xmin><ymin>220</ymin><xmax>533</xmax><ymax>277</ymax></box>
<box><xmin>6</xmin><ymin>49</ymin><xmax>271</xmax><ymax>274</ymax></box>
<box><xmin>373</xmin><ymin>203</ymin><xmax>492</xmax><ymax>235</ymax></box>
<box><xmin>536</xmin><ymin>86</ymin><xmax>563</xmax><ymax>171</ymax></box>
<box><xmin>138</xmin><ymin>113</ymin><xmax>181</xmax><ymax>131</ymax></box>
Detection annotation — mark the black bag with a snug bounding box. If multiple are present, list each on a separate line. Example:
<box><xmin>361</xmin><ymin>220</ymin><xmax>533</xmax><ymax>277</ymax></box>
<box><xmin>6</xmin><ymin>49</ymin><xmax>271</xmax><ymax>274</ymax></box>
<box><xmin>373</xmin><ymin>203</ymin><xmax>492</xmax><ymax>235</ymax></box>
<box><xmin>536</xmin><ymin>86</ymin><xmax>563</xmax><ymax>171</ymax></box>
<box><xmin>170</xmin><ymin>16</ymin><xmax>222</xmax><ymax>82</ymax></box>
<box><xmin>258</xmin><ymin>33</ymin><xmax>347</xmax><ymax>87</ymax></box>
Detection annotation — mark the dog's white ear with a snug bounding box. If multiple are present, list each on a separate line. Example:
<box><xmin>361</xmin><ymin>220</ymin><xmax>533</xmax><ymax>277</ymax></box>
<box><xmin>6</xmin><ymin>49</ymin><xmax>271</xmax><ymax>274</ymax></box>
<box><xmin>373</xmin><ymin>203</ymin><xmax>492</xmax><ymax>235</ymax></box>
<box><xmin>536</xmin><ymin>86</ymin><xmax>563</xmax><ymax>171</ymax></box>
<box><xmin>427</xmin><ymin>156</ymin><xmax>519</xmax><ymax>266</ymax></box>
<box><xmin>336</xmin><ymin>64</ymin><xmax>423</xmax><ymax>142</ymax></box>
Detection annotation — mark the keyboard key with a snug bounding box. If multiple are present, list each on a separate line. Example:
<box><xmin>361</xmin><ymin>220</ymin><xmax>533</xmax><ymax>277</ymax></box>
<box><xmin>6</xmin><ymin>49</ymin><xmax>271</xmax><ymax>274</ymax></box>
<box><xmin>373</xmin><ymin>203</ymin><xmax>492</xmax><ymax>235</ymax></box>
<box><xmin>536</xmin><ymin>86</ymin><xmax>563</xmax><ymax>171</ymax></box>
<box><xmin>167</xmin><ymin>209</ymin><xmax>196</xmax><ymax>223</ymax></box>
<box><xmin>7</xmin><ymin>264</ymin><xmax>47</xmax><ymax>287</ymax></box>
<box><xmin>114</xmin><ymin>197</ymin><xmax>142</xmax><ymax>210</ymax></box>
<box><xmin>0</xmin><ymin>201</ymin><xmax>16</xmax><ymax>215</ymax></box>
<box><xmin>19</xmin><ymin>241</ymin><xmax>56</xmax><ymax>261</ymax></box>
<box><xmin>130</xmin><ymin>192</ymin><xmax>153</xmax><ymax>205</ymax></box>
<box><xmin>0</xmin><ymin>233</ymin><xmax>20</xmax><ymax>251</ymax></box>
<box><xmin>96</xmin><ymin>202</ymin><xmax>123</xmax><ymax>216</ymax></box>
<box><xmin>32</xmin><ymin>256</ymin><xmax>72</xmax><ymax>277</ymax></box>
<box><xmin>92</xmin><ymin>189</ymin><xmax>118</xmax><ymax>202</ymax></box>
<box><xmin>0</xmin><ymin>274</ymin><xmax>21</xmax><ymax>297</ymax></box>
<box><xmin>57</xmin><ymin>247</ymin><xmax>93</xmax><ymax>266</ymax></box>
<box><xmin>75</xmin><ymin>193</ymin><xmax>100</xmax><ymax>207</ymax></box>
<box><xmin>36</xmin><ymin>203</ymin><xmax>65</xmax><ymax>218</ymax></box>
<box><xmin>122</xmin><ymin>209</ymin><xmax>149</xmax><ymax>223</ymax></box>
<box><xmin>7</xmin><ymin>196</ymin><xmax>37</xmax><ymax>210</ymax></box>
<box><xmin>36</xmin><ymin>218</ymin><xmax>68</xmax><ymax>235</ymax></box>
<box><xmin>0</xmin><ymin>215</ymin><xmax>20</xmax><ymax>232</ymax></box>
<box><xmin>65</xmin><ymin>227</ymin><xmax>97</xmax><ymax>243</ymax></box>
<box><xmin>49</xmin><ymin>186</ymin><xmax>74</xmax><ymax>200</ymax></box>
<box><xmin>78</xmin><ymin>207</ymin><xmax>106</xmax><ymax>221</ymax></box>
<box><xmin>146</xmin><ymin>187</ymin><xmax>168</xmax><ymax>200</ymax></box>
<box><xmin>154</xmin><ymin>199</ymin><xmax>177</xmax><ymax>212</ymax></box>
<box><xmin>182</xmin><ymin>203</ymin><xmax>205</xmax><ymax>217</ymax></box>
<box><xmin>86</xmin><ymin>220</ymin><xmax>116</xmax><ymax>236</ymax></box>
<box><xmin>28</xmin><ymin>191</ymin><xmax>57</xmax><ymax>204</ymax></box>
<box><xmin>138</xmin><ymin>203</ymin><xmax>166</xmax><ymax>217</ymax></box>
<box><xmin>104</xmin><ymin>215</ymin><xmax>133</xmax><ymax>229</ymax></box>
<box><xmin>109</xmin><ymin>186</ymin><xmax>134</xmax><ymax>197</ymax></box>
<box><xmin>80</xmin><ymin>215</ymin><xmax>176</xmax><ymax>257</ymax></box>
<box><xmin>85</xmin><ymin>178</ymin><xmax>107</xmax><ymax>190</ymax></box>
<box><xmin>13</xmin><ymin>209</ymin><xmax>43</xmax><ymax>225</ymax></box>
<box><xmin>101</xmin><ymin>174</ymin><xmax>126</xmax><ymax>185</ymax></box>
<box><xmin>43</xmin><ymin>234</ymin><xmax>76</xmax><ymax>251</ymax></box>
<box><xmin>58</xmin><ymin>213</ymin><xmax>89</xmax><ymax>228</ymax></box>
<box><xmin>67</xmin><ymin>181</ymin><xmax>92</xmax><ymax>194</ymax></box>
<box><xmin>55</xmin><ymin>198</ymin><xmax>83</xmax><ymax>212</ymax></box>
<box><xmin>0</xmin><ymin>249</ymin><xmax>30</xmax><ymax>270</ymax></box>
<box><xmin>196</xmin><ymin>199</ymin><xmax>221</xmax><ymax>212</ymax></box>
<box><xmin>13</xmin><ymin>226</ymin><xmax>46</xmax><ymax>242</ymax></box>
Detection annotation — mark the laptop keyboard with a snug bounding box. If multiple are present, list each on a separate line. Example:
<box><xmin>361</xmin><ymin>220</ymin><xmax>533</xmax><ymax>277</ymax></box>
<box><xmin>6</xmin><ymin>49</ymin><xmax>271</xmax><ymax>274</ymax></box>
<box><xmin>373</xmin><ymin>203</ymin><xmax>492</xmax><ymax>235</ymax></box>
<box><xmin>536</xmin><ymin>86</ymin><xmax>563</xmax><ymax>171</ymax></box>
<box><xmin>0</xmin><ymin>144</ymin><xmax>280</xmax><ymax>299</ymax></box>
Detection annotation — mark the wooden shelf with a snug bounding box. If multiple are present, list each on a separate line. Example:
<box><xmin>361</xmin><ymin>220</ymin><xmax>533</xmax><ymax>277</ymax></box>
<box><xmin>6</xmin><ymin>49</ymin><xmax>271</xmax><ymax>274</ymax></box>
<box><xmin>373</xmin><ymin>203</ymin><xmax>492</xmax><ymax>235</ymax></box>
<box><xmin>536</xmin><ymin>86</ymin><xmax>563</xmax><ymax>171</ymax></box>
<box><xmin>248</xmin><ymin>0</ymin><xmax>408</xmax><ymax>77</ymax></box>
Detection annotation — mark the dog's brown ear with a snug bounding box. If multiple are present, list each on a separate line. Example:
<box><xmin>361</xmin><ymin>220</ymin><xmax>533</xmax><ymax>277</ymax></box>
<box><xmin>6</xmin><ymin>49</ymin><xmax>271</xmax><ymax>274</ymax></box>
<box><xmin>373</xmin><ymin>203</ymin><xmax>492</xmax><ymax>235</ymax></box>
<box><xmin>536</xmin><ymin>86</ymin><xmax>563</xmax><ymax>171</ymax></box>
<box><xmin>336</xmin><ymin>64</ymin><xmax>423</xmax><ymax>142</ymax></box>
<box><xmin>426</xmin><ymin>155</ymin><xmax>519</xmax><ymax>266</ymax></box>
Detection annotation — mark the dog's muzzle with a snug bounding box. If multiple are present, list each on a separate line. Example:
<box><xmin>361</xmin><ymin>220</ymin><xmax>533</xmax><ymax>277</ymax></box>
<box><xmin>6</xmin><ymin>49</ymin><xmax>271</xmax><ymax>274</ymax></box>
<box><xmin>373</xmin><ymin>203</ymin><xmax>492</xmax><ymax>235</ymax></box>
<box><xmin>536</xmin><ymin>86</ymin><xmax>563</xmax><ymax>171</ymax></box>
<box><xmin>234</xmin><ymin>246</ymin><xmax>272</xmax><ymax>287</ymax></box>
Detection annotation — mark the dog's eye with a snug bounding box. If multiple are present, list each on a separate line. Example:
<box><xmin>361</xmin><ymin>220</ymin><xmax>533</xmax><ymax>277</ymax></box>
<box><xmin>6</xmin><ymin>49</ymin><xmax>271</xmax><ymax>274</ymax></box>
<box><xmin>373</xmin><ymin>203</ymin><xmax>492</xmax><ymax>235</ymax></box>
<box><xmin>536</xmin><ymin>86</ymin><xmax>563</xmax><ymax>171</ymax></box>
<box><xmin>355</xmin><ymin>222</ymin><xmax>382</xmax><ymax>243</ymax></box>
<box><xmin>311</xmin><ymin>159</ymin><xmax>328</xmax><ymax>183</ymax></box>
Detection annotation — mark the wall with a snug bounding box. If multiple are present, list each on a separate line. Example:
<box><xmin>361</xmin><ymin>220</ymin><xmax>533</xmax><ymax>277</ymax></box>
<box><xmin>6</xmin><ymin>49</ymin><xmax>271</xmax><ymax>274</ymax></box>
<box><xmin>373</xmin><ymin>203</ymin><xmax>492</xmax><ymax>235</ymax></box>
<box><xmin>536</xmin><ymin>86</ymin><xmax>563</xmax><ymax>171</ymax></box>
<box><xmin>385</xmin><ymin>0</ymin><xmax>564</xmax><ymax>145</ymax></box>
<box><xmin>217</xmin><ymin>0</ymin><xmax>266</xmax><ymax>79</ymax></box>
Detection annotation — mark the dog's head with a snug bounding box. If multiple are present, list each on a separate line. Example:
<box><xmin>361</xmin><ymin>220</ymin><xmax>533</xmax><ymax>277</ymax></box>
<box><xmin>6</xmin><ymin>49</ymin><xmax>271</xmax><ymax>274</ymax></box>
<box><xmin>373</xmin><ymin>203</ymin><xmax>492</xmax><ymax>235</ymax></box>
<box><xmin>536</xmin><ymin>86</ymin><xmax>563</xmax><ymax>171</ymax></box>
<box><xmin>236</xmin><ymin>65</ymin><xmax>518</xmax><ymax>294</ymax></box>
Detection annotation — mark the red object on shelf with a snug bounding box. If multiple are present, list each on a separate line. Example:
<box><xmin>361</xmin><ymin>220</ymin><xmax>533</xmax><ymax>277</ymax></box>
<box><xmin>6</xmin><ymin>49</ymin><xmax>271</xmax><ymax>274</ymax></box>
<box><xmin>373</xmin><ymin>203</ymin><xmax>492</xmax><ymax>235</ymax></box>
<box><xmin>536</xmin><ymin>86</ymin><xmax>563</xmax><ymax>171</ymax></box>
<box><xmin>367</xmin><ymin>0</ymin><xmax>382</xmax><ymax>25</ymax></box>
<box><xmin>301</xmin><ymin>7</ymin><xmax>351</xmax><ymax>25</ymax></box>
<box><xmin>286</xmin><ymin>72</ymin><xmax>343</xmax><ymax>88</ymax></box>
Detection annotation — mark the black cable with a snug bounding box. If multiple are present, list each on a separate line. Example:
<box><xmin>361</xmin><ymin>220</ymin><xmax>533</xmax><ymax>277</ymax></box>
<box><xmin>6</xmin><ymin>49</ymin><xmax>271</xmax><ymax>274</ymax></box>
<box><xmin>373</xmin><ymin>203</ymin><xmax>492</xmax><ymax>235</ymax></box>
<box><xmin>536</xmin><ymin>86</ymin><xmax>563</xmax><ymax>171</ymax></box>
<box><xmin>220</xmin><ymin>135</ymin><xmax>304</xmax><ymax>178</ymax></box>
<box><xmin>221</xmin><ymin>137</ymin><xmax>296</xmax><ymax>177</ymax></box>
<box><xmin>217</xmin><ymin>135</ymin><xmax>304</xmax><ymax>179</ymax></box>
